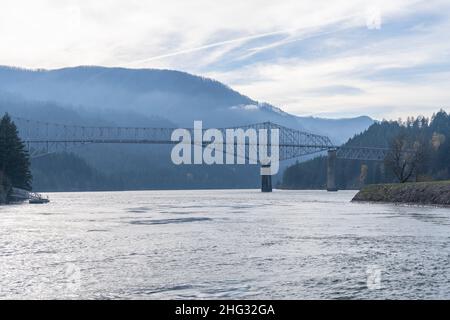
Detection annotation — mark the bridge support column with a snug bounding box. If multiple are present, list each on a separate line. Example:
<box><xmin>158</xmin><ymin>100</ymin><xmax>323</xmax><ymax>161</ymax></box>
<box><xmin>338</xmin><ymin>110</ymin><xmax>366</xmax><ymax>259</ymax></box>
<box><xmin>261</xmin><ymin>164</ymin><xmax>272</xmax><ymax>192</ymax></box>
<box><xmin>327</xmin><ymin>149</ymin><xmax>338</xmax><ymax>192</ymax></box>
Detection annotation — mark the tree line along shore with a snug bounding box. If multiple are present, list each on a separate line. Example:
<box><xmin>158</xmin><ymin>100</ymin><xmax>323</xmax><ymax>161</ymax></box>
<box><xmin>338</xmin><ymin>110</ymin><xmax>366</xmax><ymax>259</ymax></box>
<box><xmin>0</xmin><ymin>114</ymin><xmax>32</xmax><ymax>204</ymax></box>
<box><xmin>282</xmin><ymin>110</ymin><xmax>450</xmax><ymax>190</ymax></box>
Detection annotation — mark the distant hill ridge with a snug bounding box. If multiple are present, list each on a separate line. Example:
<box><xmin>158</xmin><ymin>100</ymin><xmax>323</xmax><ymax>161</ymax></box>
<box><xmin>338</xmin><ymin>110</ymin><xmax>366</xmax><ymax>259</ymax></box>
<box><xmin>0</xmin><ymin>65</ymin><xmax>373</xmax><ymax>144</ymax></box>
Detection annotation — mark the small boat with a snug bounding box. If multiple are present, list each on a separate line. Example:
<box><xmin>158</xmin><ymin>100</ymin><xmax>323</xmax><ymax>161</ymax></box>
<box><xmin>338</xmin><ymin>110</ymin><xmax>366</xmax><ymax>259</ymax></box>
<box><xmin>10</xmin><ymin>188</ymin><xmax>50</xmax><ymax>204</ymax></box>
<box><xmin>29</xmin><ymin>195</ymin><xmax>50</xmax><ymax>204</ymax></box>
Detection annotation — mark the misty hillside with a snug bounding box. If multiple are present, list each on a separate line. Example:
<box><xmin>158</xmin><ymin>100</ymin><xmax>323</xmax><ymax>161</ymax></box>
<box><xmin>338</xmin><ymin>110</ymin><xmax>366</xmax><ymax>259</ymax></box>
<box><xmin>0</xmin><ymin>65</ymin><xmax>374</xmax><ymax>191</ymax></box>
<box><xmin>0</xmin><ymin>66</ymin><xmax>372</xmax><ymax>143</ymax></box>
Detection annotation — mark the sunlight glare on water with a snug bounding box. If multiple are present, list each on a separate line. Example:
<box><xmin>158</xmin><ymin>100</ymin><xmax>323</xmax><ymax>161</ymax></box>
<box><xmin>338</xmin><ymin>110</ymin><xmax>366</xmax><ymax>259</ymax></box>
<box><xmin>0</xmin><ymin>189</ymin><xmax>449</xmax><ymax>299</ymax></box>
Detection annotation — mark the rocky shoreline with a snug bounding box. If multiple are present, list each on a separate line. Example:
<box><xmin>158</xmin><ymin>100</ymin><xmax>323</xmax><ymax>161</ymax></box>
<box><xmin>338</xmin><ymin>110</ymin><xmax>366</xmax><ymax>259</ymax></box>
<box><xmin>352</xmin><ymin>181</ymin><xmax>450</xmax><ymax>206</ymax></box>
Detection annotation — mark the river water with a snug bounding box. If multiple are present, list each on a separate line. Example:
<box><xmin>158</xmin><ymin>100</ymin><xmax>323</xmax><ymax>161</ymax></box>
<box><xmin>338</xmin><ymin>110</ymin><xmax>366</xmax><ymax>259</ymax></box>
<box><xmin>0</xmin><ymin>189</ymin><xmax>449</xmax><ymax>299</ymax></box>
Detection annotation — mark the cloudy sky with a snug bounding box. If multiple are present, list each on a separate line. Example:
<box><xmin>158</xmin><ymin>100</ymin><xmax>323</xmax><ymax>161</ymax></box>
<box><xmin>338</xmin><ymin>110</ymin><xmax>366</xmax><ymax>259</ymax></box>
<box><xmin>1</xmin><ymin>0</ymin><xmax>450</xmax><ymax>119</ymax></box>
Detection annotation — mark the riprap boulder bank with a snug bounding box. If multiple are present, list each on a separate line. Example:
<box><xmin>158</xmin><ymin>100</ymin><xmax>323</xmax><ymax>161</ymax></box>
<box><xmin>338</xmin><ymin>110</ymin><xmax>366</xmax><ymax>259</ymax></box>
<box><xmin>353</xmin><ymin>181</ymin><xmax>450</xmax><ymax>206</ymax></box>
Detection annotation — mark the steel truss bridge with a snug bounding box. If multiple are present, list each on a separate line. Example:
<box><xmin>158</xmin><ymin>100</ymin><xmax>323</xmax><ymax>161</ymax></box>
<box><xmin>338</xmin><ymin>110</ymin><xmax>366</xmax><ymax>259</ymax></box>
<box><xmin>13</xmin><ymin>117</ymin><xmax>388</xmax><ymax>161</ymax></box>
<box><xmin>12</xmin><ymin>117</ymin><xmax>392</xmax><ymax>191</ymax></box>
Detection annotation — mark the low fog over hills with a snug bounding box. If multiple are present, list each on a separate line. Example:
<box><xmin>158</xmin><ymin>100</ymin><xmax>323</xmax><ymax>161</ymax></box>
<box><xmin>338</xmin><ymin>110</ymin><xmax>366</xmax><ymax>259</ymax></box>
<box><xmin>0</xmin><ymin>66</ymin><xmax>372</xmax><ymax>141</ymax></box>
<box><xmin>0</xmin><ymin>66</ymin><xmax>373</xmax><ymax>191</ymax></box>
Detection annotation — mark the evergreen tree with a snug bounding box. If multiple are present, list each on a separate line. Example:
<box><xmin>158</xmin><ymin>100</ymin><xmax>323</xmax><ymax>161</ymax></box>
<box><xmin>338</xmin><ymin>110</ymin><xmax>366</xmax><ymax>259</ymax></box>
<box><xmin>0</xmin><ymin>113</ymin><xmax>32</xmax><ymax>193</ymax></box>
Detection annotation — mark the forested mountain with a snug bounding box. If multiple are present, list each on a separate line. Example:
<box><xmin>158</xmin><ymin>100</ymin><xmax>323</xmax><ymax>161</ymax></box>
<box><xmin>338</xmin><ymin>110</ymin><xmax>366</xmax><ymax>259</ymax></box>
<box><xmin>31</xmin><ymin>151</ymin><xmax>261</xmax><ymax>192</ymax></box>
<box><xmin>0</xmin><ymin>66</ymin><xmax>373</xmax><ymax>191</ymax></box>
<box><xmin>281</xmin><ymin>110</ymin><xmax>450</xmax><ymax>190</ymax></box>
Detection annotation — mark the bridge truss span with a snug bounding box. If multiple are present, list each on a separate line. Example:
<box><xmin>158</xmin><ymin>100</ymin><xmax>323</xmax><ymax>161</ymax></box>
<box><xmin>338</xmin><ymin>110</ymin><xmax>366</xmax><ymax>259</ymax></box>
<box><xmin>13</xmin><ymin>117</ymin><xmax>335</xmax><ymax>161</ymax></box>
<box><xmin>336</xmin><ymin>146</ymin><xmax>390</xmax><ymax>161</ymax></box>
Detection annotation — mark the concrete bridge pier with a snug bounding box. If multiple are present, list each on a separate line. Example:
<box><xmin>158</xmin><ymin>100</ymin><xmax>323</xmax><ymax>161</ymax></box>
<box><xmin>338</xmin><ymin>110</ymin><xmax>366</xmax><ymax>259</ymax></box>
<box><xmin>327</xmin><ymin>149</ymin><xmax>338</xmax><ymax>192</ymax></box>
<box><xmin>261</xmin><ymin>164</ymin><xmax>272</xmax><ymax>192</ymax></box>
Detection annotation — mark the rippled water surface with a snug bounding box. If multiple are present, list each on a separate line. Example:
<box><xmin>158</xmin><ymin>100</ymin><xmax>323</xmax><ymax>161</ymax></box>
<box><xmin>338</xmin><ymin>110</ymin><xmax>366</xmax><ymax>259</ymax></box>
<box><xmin>1</xmin><ymin>189</ymin><xmax>449</xmax><ymax>299</ymax></box>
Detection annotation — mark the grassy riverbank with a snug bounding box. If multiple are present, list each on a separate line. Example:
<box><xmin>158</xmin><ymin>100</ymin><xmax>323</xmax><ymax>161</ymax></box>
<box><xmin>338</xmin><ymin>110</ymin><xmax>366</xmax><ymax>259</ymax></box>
<box><xmin>352</xmin><ymin>180</ymin><xmax>450</xmax><ymax>205</ymax></box>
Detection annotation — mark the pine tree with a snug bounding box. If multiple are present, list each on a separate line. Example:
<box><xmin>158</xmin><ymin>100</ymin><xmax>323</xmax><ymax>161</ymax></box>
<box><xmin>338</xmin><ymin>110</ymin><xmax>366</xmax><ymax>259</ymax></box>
<box><xmin>0</xmin><ymin>113</ymin><xmax>32</xmax><ymax>194</ymax></box>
